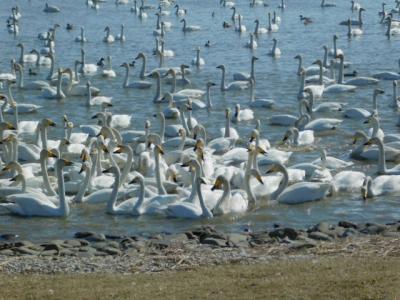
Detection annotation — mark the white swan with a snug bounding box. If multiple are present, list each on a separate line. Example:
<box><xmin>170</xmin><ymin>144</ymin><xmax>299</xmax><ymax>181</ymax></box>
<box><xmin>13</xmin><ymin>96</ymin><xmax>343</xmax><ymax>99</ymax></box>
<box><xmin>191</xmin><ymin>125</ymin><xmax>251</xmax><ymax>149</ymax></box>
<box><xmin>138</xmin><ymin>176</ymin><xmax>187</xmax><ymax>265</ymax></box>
<box><xmin>232</xmin><ymin>104</ymin><xmax>254</xmax><ymax>122</ymax></box>
<box><xmin>79</xmin><ymin>49</ymin><xmax>98</xmax><ymax>75</ymax></box>
<box><xmin>217</xmin><ymin>64</ymin><xmax>250</xmax><ymax>91</ymax></box>
<box><xmin>346</xmin><ymin>18</ymin><xmax>363</xmax><ymax>37</ymax></box>
<box><xmin>181</xmin><ymin>19</ymin><xmax>201</xmax><ymax>31</ymax></box>
<box><xmin>220</xmin><ymin>108</ymin><xmax>239</xmax><ymax>139</ymax></box>
<box><xmin>13</xmin><ymin>64</ymin><xmax>50</xmax><ymax>90</ymax></box>
<box><xmin>268</xmin><ymin>12</ymin><xmax>279</xmax><ymax>32</ymax></box>
<box><xmin>103</xmin><ymin>26</ymin><xmax>115</xmax><ymax>43</ymax></box>
<box><xmin>268</xmin><ymin>38</ymin><xmax>281</xmax><ymax>57</ymax></box>
<box><xmin>236</xmin><ymin>15</ymin><xmax>247</xmax><ymax>33</ymax></box>
<box><xmin>42</xmin><ymin>68</ymin><xmax>65</xmax><ymax>99</ymax></box>
<box><xmin>0</xmin><ymin>159</ymin><xmax>71</xmax><ymax>217</ymax></box>
<box><xmin>115</xmin><ymin>24</ymin><xmax>126</xmax><ymax>42</ymax></box>
<box><xmin>282</xmin><ymin>127</ymin><xmax>314</xmax><ymax>146</ymax></box>
<box><xmin>120</xmin><ymin>62</ymin><xmax>152</xmax><ymax>89</ymax></box>
<box><xmin>267</xmin><ymin>163</ymin><xmax>335</xmax><ymax>204</ymax></box>
<box><xmin>362</xmin><ymin>175</ymin><xmax>400</xmax><ymax>199</ymax></box>
<box><xmin>75</xmin><ymin>26</ymin><xmax>87</xmax><ymax>43</ymax></box>
<box><xmin>43</xmin><ymin>3</ymin><xmax>60</xmax><ymax>13</ymax></box>
<box><xmin>364</xmin><ymin>137</ymin><xmax>400</xmax><ymax>175</ymax></box>
<box><xmin>191</xmin><ymin>47</ymin><xmax>205</xmax><ymax>67</ymax></box>
<box><xmin>344</xmin><ymin>89</ymin><xmax>384</xmax><ymax>119</ymax></box>
<box><xmin>16</xmin><ymin>43</ymin><xmax>36</xmax><ymax>64</ymax></box>
<box><xmin>329</xmin><ymin>34</ymin><xmax>343</xmax><ymax>57</ymax></box>
<box><xmin>101</xmin><ymin>56</ymin><xmax>116</xmax><ymax>78</ymax></box>
<box><xmin>253</xmin><ymin>19</ymin><xmax>268</xmax><ymax>34</ymax></box>
<box><xmin>86</xmin><ymin>81</ymin><xmax>112</xmax><ymax>106</ymax></box>
<box><xmin>372</xmin><ymin>59</ymin><xmax>400</xmax><ymax>80</ymax></box>
<box><xmin>233</xmin><ymin>56</ymin><xmax>258</xmax><ymax>82</ymax></box>
<box><xmin>324</xmin><ymin>54</ymin><xmax>357</xmax><ymax>93</ymax></box>
<box><xmin>245</xmin><ymin>33</ymin><xmax>257</xmax><ymax>49</ymax></box>
<box><xmin>249</xmin><ymin>79</ymin><xmax>275</xmax><ymax>108</ymax></box>
<box><xmin>333</xmin><ymin>170</ymin><xmax>366</xmax><ymax>193</ymax></box>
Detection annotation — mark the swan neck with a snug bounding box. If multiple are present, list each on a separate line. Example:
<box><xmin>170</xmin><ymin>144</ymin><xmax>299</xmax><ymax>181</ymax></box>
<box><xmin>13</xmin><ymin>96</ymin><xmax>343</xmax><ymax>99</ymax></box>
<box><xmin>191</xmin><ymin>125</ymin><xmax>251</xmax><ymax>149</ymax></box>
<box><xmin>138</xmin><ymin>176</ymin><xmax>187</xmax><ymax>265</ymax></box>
<box><xmin>74</xmin><ymin>166</ymin><xmax>91</xmax><ymax>203</ymax></box>
<box><xmin>41</xmin><ymin>154</ymin><xmax>57</xmax><ymax>196</ymax></box>
<box><xmin>272</xmin><ymin>164</ymin><xmax>289</xmax><ymax>199</ymax></box>
<box><xmin>155</xmin><ymin>149</ymin><xmax>167</xmax><ymax>195</ymax></box>
<box><xmin>56</xmin><ymin>162</ymin><xmax>69</xmax><ymax>216</ymax></box>
<box><xmin>106</xmin><ymin>169</ymin><xmax>120</xmax><ymax>213</ymax></box>
<box><xmin>120</xmin><ymin>147</ymin><xmax>133</xmax><ymax>187</ymax></box>
<box><xmin>123</xmin><ymin>65</ymin><xmax>129</xmax><ymax>87</ymax></box>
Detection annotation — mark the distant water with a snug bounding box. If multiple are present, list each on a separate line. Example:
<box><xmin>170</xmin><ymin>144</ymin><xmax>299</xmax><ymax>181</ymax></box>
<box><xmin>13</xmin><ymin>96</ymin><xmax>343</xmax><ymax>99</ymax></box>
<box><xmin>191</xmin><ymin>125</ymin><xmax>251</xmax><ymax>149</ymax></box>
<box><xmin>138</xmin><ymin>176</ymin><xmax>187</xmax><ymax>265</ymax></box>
<box><xmin>1</xmin><ymin>0</ymin><xmax>400</xmax><ymax>242</ymax></box>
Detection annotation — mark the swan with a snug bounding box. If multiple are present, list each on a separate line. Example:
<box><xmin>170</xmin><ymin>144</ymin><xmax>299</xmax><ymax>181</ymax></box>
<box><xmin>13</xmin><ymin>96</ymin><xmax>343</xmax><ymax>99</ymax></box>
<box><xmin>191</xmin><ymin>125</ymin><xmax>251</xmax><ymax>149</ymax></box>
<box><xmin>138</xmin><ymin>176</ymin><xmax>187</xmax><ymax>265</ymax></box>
<box><xmin>340</xmin><ymin>7</ymin><xmax>365</xmax><ymax>25</ymax></box>
<box><xmin>80</xmin><ymin>49</ymin><xmax>98</xmax><ymax>75</ymax></box>
<box><xmin>253</xmin><ymin>19</ymin><xmax>268</xmax><ymax>34</ymax></box>
<box><xmin>294</xmin><ymin>54</ymin><xmax>326</xmax><ymax>76</ymax></box>
<box><xmin>101</xmin><ymin>56</ymin><xmax>116</xmax><ymax>78</ymax></box>
<box><xmin>43</xmin><ymin>3</ymin><xmax>60</xmax><ymax>13</ymax></box>
<box><xmin>163</xmin><ymin>96</ymin><xmax>180</xmax><ymax>119</ymax></box>
<box><xmin>219</xmin><ymin>108</ymin><xmax>239</xmax><ymax>139</ymax></box>
<box><xmin>269</xmin><ymin>100</ymin><xmax>308</xmax><ymax>126</ymax></box>
<box><xmin>217</xmin><ymin>65</ymin><xmax>250</xmax><ymax>91</ymax></box>
<box><xmin>42</xmin><ymin>68</ymin><xmax>66</xmax><ymax>99</ymax></box>
<box><xmin>323</xmin><ymin>54</ymin><xmax>357</xmax><ymax>93</ymax></box>
<box><xmin>333</xmin><ymin>170</ymin><xmax>366</xmax><ymax>193</ymax></box>
<box><xmin>0</xmin><ymin>159</ymin><xmax>71</xmax><ymax>217</ymax></box>
<box><xmin>364</xmin><ymin>115</ymin><xmax>384</xmax><ymax>140</ymax></box>
<box><xmin>245</xmin><ymin>33</ymin><xmax>257</xmax><ymax>49</ymax></box>
<box><xmin>120</xmin><ymin>63</ymin><xmax>152</xmax><ymax>89</ymax></box>
<box><xmin>344</xmin><ymin>89</ymin><xmax>384</xmax><ymax>119</ymax></box>
<box><xmin>351</xmin><ymin>0</ymin><xmax>361</xmax><ymax>11</ymax></box>
<box><xmin>221</xmin><ymin>0</ymin><xmax>235</xmax><ymax>8</ymax></box>
<box><xmin>29</xmin><ymin>49</ymin><xmax>51</xmax><ymax>67</ymax></box>
<box><xmin>303</xmin><ymin>88</ymin><xmax>344</xmax><ymax>114</ymax></box>
<box><xmin>175</xmin><ymin>4</ymin><xmax>186</xmax><ymax>16</ymax></box>
<box><xmin>372</xmin><ymin>59</ymin><xmax>400</xmax><ymax>80</ymax></box>
<box><xmin>267</xmin><ymin>163</ymin><xmax>335</xmax><ymax>204</ymax></box>
<box><xmin>361</xmin><ymin>175</ymin><xmax>400</xmax><ymax>199</ymax></box>
<box><xmin>321</xmin><ymin>0</ymin><xmax>336</xmax><ymax>7</ymax></box>
<box><xmin>64</xmin><ymin>68</ymin><xmax>100</xmax><ymax>97</ymax></box>
<box><xmin>211</xmin><ymin>175</ymin><xmax>249</xmax><ymax>215</ymax></box>
<box><xmin>16</xmin><ymin>43</ymin><xmax>36</xmax><ymax>64</ymax></box>
<box><xmin>364</xmin><ymin>137</ymin><xmax>400</xmax><ymax>175</ymax></box>
<box><xmin>268</xmin><ymin>38</ymin><xmax>281</xmax><ymax>57</ymax></box>
<box><xmin>13</xmin><ymin>64</ymin><xmax>50</xmax><ymax>90</ymax></box>
<box><xmin>386</xmin><ymin>16</ymin><xmax>400</xmax><ymax>36</ymax></box>
<box><xmin>165</xmin><ymin>160</ymin><xmax>213</xmax><ymax>219</ymax></box>
<box><xmin>75</xmin><ymin>26</ymin><xmax>87</xmax><ymax>43</ymax></box>
<box><xmin>191</xmin><ymin>47</ymin><xmax>205</xmax><ymax>67</ymax></box>
<box><xmin>329</xmin><ymin>34</ymin><xmax>343</xmax><ymax>57</ymax></box>
<box><xmin>138</xmin><ymin>6</ymin><xmax>148</xmax><ymax>19</ymax></box>
<box><xmin>86</xmin><ymin>81</ymin><xmax>112</xmax><ymax>106</ymax></box>
<box><xmin>235</xmin><ymin>15</ymin><xmax>247</xmax><ymax>33</ymax></box>
<box><xmin>298</xmin><ymin>68</ymin><xmax>324</xmax><ymax>100</ymax></box>
<box><xmin>346</xmin><ymin>19</ymin><xmax>363</xmax><ymax>36</ymax></box>
<box><xmin>298</xmin><ymin>113</ymin><xmax>342</xmax><ymax>133</ymax></box>
<box><xmin>312</xmin><ymin>149</ymin><xmax>353</xmax><ymax>170</ymax></box>
<box><xmin>268</xmin><ymin>13</ymin><xmax>279</xmax><ymax>32</ymax></box>
<box><xmin>249</xmin><ymin>79</ymin><xmax>275</xmax><ymax>108</ymax></box>
<box><xmin>282</xmin><ymin>127</ymin><xmax>314</xmax><ymax>146</ymax></box>
<box><xmin>103</xmin><ymin>26</ymin><xmax>115</xmax><ymax>43</ymax></box>
<box><xmin>233</xmin><ymin>56</ymin><xmax>258</xmax><ymax>82</ymax></box>
<box><xmin>116</xmin><ymin>24</ymin><xmax>126</xmax><ymax>42</ymax></box>
<box><xmin>278</xmin><ymin>0</ymin><xmax>286</xmax><ymax>9</ymax></box>
<box><xmin>232</xmin><ymin>104</ymin><xmax>254</xmax><ymax>122</ymax></box>
<box><xmin>181</xmin><ymin>19</ymin><xmax>201</xmax><ymax>31</ymax></box>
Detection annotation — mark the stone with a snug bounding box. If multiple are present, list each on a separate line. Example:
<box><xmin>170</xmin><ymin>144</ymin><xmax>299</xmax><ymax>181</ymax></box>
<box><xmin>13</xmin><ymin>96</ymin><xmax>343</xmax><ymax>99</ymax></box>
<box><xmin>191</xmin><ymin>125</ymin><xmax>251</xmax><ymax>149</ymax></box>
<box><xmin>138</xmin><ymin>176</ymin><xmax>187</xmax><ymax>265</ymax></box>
<box><xmin>74</xmin><ymin>232</ymin><xmax>106</xmax><ymax>242</ymax></box>
<box><xmin>185</xmin><ymin>231</ymin><xmax>197</xmax><ymax>240</ymax></box>
<box><xmin>100</xmin><ymin>247</ymin><xmax>122</xmax><ymax>256</ymax></box>
<box><xmin>227</xmin><ymin>233</ymin><xmax>249</xmax><ymax>247</ymax></box>
<box><xmin>13</xmin><ymin>240</ymin><xmax>35</xmax><ymax>248</ymax></box>
<box><xmin>40</xmin><ymin>250</ymin><xmax>58</xmax><ymax>256</ymax></box>
<box><xmin>107</xmin><ymin>241</ymin><xmax>120</xmax><ymax>249</ymax></box>
<box><xmin>342</xmin><ymin>228</ymin><xmax>360</xmax><ymax>237</ymax></box>
<box><xmin>91</xmin><ymin>242</ymin><xmax>109</xmax><ymax>250</ymax></box>
<box><xmin>105</xmin><ymin>234</ymin><xmax>124</xmax><ymax>240</ymax></box>
<box><xmin>0</xmin><ymin>249</ymin><xmax>14</xmax><ymax>256</ymax></box>
<box><xmin>269</xmin><ymin>228</ymin><xmax>299</xmax><ymax>240</ymax></box>
<box><xmin>63</xmin><ymin>239</ymin><xmax>82</xmax><ymax>248</ymax></box>
<box><xmin>249</xmin><ymin>233</ymin><xmax>273</xmax><ymax>245</ymax></box>
<box><xmin>308</xmin><ymin>231</ymin><xmax>333</xmax><ymax>241</ymax></box>
<box><xmin>59</xmin><ymin>249</ymin><xmax>74</xmax><ymax>256</ymax></box>
<box><xmin>338</xmin><ymin>221</ymin><xmax>358</xmax><ymax>229</ymax></box>
<box><xmin>201</xmin><ymin>237</ymin><xmax>227</xmax><ymax>247</ymax></box>
<box><xmin>40</xmin><ymin>243</ymin><xmax>61</xmax><ymax>252</ymax></box>
<box><xmin>360</xmin><ymin>223</ymin><xmax>387</xmax><ymax>235</ymax></box>
<box><xmin>289</xmin><ymin>240</ymin><xmax>316</xmax><ymax>250</ymax></box>
<box><xmin>13</xmin><ymin>247</ymin><xmax>37</xmax><ymax>255</ymax></box>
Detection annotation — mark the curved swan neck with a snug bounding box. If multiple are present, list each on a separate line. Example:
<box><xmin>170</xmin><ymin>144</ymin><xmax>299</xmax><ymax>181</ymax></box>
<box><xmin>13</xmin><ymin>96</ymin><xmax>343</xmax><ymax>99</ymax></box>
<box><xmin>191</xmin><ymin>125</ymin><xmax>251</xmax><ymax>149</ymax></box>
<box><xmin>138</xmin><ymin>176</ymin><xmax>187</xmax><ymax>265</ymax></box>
<box><xmin>74</xmin><ymin>166</ymin><xmax>91</xmax><ymax>203</ymax></box>
<box><xmin>206</xmin><ymin>85</ymin><xmax>213</xmax><ymax>108</ymax></box>
<box><xmin>155</xmin><ymin>148</ymin><xmax>167</xmax><ymax>195</ymax></box>
<box><xmin>338</xmin><ymin>56</ymin><xmax>344</xmax><ymax>84</ymax></box>
<box><xmin>271</xmin><ymin>164</ymin><xmax>289</xmax><ymax>199</ymax></box>
<box><xmin>134</xmin><ymin>176</ymin><xmax>146</xmax><ymax>209</ymax></box>
<box><xmin>56</xmin><ymin>161</ymin><xmax>69</xmax><ymax>216</ymax></box>
<box><xmin>153</xmin><ymin>73</ymin><xmax>161</xmax><ymax>102</ymax></box>
<box><xmin>296</xmin><ymin>56</ymin><xmax>303</xmax><ymax>75</ymax></box>
<box><xmin>196</xmin><ymin>178</ymin><xmax>213</xmax><ymax>218</ymax></box>
<box><xmin>375</xmin><ymin>138</ymin><xmax>387</xmax><ymax>174</ymax></box>
<box><xmin>214</xmin><ymin>177</ymin><xmax>231</xmax><ymax>212</ymax></box>
<box><xmin>41</xmin><ymin>153</ymin><xmax>57</xmax><ymax>196</ymax></box>
<box><xmin>139</xmin><ymin>54</ymin><xmax>146</xmax><ymax>79</ymax></box>
<box><xmin>106</xmin><ymin>168</ymin><xmax>121</xmax><ymax>213</ymax></box>
<box><xmin>123</xmin><ymin>64</ymin><xmax>130</xmax><ymax>87</ymax></box>
<box><xmin>119</xmin><ymin>146</ymin><xmax>133</xmax><ymax>187</ymax></box>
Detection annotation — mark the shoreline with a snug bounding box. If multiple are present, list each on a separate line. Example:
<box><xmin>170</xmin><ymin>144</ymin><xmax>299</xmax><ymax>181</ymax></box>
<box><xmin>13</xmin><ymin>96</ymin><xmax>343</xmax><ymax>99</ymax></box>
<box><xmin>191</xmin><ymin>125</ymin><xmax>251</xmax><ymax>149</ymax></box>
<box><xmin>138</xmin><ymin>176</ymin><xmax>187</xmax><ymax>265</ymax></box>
<box><xmin>1</xmin><ymin>219</ymin><xmax>400</xmax><ymax>274</ymax></box>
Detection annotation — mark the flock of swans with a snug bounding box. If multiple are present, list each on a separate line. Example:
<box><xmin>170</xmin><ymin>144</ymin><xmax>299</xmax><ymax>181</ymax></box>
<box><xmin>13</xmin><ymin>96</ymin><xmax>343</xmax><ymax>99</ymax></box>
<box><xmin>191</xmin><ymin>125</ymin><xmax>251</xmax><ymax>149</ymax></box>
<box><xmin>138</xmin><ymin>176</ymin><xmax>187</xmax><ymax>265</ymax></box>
<box><xmin>2</xmin><ymin>0</ymin><xmax>400</xmax><ymax>226</ymax></box>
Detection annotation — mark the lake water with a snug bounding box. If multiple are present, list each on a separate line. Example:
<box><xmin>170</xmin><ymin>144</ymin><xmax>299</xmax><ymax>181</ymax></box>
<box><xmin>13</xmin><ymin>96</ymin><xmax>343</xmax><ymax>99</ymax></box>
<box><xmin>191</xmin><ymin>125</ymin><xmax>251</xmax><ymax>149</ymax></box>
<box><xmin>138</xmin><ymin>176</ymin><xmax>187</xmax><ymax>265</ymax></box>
<box><xmin>1</xmin><ymin>0</ymin><xmax>400</xmax><ymax>242</ymax></box>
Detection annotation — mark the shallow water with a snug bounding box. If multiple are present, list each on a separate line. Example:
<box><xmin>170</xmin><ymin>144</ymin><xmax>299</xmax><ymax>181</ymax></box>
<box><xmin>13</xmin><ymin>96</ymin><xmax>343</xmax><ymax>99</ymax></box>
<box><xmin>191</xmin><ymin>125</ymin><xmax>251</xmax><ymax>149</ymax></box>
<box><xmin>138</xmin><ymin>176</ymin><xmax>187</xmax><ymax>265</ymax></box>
<box><xmin>1</xmin><ymin>0</ymin><xmax>400</xmax><ymax>241</ymax></box>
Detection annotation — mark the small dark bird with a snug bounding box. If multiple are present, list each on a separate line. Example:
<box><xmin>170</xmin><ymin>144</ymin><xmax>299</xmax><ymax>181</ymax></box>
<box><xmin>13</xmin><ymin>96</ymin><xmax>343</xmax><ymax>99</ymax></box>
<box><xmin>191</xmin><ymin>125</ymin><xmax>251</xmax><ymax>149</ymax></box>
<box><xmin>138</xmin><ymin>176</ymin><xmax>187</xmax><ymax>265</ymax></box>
<box><xmin>96</xmin><ymin>57</ymin><xmax>105</xmax><ymax>67</ymax></box>
<box><xmin>205</xmin><ymin>40</ymin><xmax>211</xmax><ymax>47</ymax></box>
<box><xmin>66</xmin><ymin>23</ymin><xmax>73</xmax><ymax>30</ymax></box>
<box><xmin>223</xmin><ymin>21</ymin><xmax>232</xmax><ymax>28</ymax></box>
<box><xmin>129</xmin><ymin>60</ymin><xmax>135</xmax><ymax>67</ymax></box>
<box><xmin>212</xmin><ymin>11</ymin><xmax>215</xmax><ymax>17</ymax></box>
<box><xmin>344</xmin><ymin>70</ymin><xmax>358</xmax><ymax>77</ymax></box>
<box><xmin>300</xmin><ymin>15</ymin><xmax>313</xmax><ymax>25</ymax></box>
<box><xmin>28</xmin><ymin>68</ymin><xmax>37</xmax><ymax>76</ymax></box>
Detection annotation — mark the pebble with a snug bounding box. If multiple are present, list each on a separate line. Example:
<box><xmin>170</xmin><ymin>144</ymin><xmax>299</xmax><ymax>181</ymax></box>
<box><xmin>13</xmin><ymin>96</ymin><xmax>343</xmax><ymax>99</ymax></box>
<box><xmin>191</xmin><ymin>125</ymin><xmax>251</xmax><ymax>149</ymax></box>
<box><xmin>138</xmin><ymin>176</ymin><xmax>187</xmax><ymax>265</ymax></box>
<box><xmin>308</xmin><ymin>231</ymin><xmax>333</xmax><ymax>242</ymax></box>
<box><xmin>201</xmin><ymin>237</ymin><xmax>227</xmax><ymax>247</ymax></box>
<box><xmin>269</xmin><ymin>228</ymin><xmax>299</xmax><ymax>240</ymax></box>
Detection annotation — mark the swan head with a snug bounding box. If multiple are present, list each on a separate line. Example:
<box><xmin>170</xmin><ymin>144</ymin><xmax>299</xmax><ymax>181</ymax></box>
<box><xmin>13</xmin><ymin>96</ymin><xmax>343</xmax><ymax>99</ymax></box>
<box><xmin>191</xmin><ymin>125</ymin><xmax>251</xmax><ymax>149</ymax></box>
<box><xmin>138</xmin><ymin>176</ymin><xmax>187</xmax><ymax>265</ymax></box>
<box><xmin>363</xmin><ymin>115</ymin><xmax>378</xmax><ymax>125</ymax></box>
<box><xmin>294</xmin><ymin>54</ymin><xmax>301</xmax><ymax>60</ymax></box>
<box><xmin>79</xmin><ymin>161</ymin><xmax>90</xmax><ymax>174</ymax></box>
<box><xmin>0</xmin><ymin>122</ymin><xmax>15</xmax><ymax>131</ymax></box>
<box><xmin>254</xmin><ymin>19</ymin><xmax>259</xmax><ymax>24</ymax></box>
<box><xmin>211</xmin><ymin>175</ymin><xmax>226</xmax><ymax>191</ymax></box>
<box><xmin>373</xmin><ymin>89</ymin><xmax>385</xmax><ymax>96</ymax></box>
<box><xmin>9</xmin><ymin>174</ymin><xmax>24</xmax><ymax>185</ymax></box>
<box><xmin>335</xmin><ymin>53</ymin><xmax>344</xmax><ymax>60</ymax></box>
<box><xmin>80</xmin><ymin>149</ymin><xmax>90</xmax><ymax>162</ymax></box>
<box><xmin>361</xmin><ymin>176</ymin><xmax>372</xmax><ymax>200</ymax></box>
<box><xmin>42</xmin><ymin>118</ymin><xmax>56</xmax><ymax>128</ymax></box>
<box><xmin>16</xmin><ymin>43</ymin><xmax>23</xmax><ymax>48</ymax></box>
<box><xmin>249</xmin><ymin>129</ymin><xmax>259</xmax><ymax>142</ymax></box>
<box><xmin>311</xmin><ymin>59</ymin><xmax>323</xmax><ymax>66</ymax></box>
<box><xmin>148</xmin><ymin>71</ymin><xmax>160</xmax><ymax>78</ymax></box>
<box><xmin>265</xmin><ymin>163</ymin><xmax>284</xmax><ymax>174</ymax></box>
<box><xmin>364</xmin><ymin>136</ymin><xmax>382</xmax><ymax>146</ymax></box>
<box><xmin>206</xmin><ymin>81</ymin><xmax>216</xmax><ymax>87</ymax></box>
<box><xmin>120</xmin><ymin>62</ymin><xmax>129</xmax><ymax>68</ymax></box>
<box><xmin>216</xmin><ymin>64</ymin><xmax>225</xmax><ymax>70</ymax></box>
<box><xmin>57</xmin><ymin>159</ymin><xmax>74</xmax><ymax>169</ymax></box>
<box><xmin>250</xmin><ymin>169</ymin><xmax>264</xmax><ymax>184</ymax></box>
<box><xmin>104</xmin><ymin>26</ymin><xmax>110</xmax><ymax>32</ymax></box>
<box><xmin>154</xmin><ymin>144</ymin><xmax>165</xmax><ymax>155</ymax></box>
<box><xmin>194</xmin><ymin>138</ymin><xmax>205</xmax><ymax>152</ymax></box>
<box><xmin>102</xmin><ymin>166</ymin><xmax>119</xmax><ymax>174</ymax></box>
<box><xmin>180</xmin><ymin>19</ymin><xmax>186</xmax><ymax>23</ymax></box>
<box><xmin>129</xmin><ymin>172</ymin><xmax>145</xmax><ymax>184</ymax></box>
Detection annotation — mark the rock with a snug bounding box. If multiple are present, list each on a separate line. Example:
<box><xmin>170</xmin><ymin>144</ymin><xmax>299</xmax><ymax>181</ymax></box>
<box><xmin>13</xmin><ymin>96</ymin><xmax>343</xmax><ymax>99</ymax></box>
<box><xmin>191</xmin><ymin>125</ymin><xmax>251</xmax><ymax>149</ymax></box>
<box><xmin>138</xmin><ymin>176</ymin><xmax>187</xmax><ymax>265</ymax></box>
<box><xmin>63</xmin><ymin>239</ymin><xmax>82</xmax><ymax>248</ymax></box>
<box><xmin>289</xmin><ymin>240</ymin><xmax>316</xmax><ymax>250</ymax></box>
<box><xmin>148</xmin><ymin>241</ymin><xmax>170</xmax><ymax>250</ymax></box>
<box><xmin>382</xmin><ymin>231</ymin><xmax>400</xmax><ymax>238</ymax></box>
<box><xmin>100</xmin><ymin>247</ymin><xmax>122</xmax><ymax>256</ymax></box>
<box><xmin>40</xmin><ymin>243</ymin><xmax>61</xmax><ymax>252</ymax></box>
<box><xmin>105</xmin><ymin>234</ymin><xmax>124</xmax><ymax>240</ymax></box>
<box><xmin>13</xmin><ymin>247</ymin><xmax>37</xmax><ymax>255</ymax></box>
<box><xmin>91</xmin><ymin>242</ymin><xmax>109</xmax><ymax>250</ymax></box>
<box><xmin>185</xmin><ymin>231</ymin><xmax>197</xmax><ymax>240</ymax></box>
<box><xmin>308</xmin><ymin>231</ymin><xmax>333</xmax><ymax>241</ymax></box>
<box><xmin>107</xmin><ymin>241</ymin><xmax>120</xmax><ymax>249</ymax></box>
<box><xmin>0</xmin><ymin>249</ymin><xmax>14</xmax><ymax>256</ymax></box>
<box><xmin>359</xmin><ymin>223</ymin><xmax>386</xmax><ymax>235</ymax></box>
<box><xmin>342</xmin><ymin>228</ymin><xmax>360</xmax><ymax>238</ymax></box>
<box><xmin>169</xmin><ymin>233</ymin><xmax>188</xmax><ymax>243</ymax></box>
<box><xmin>269</xmin><ymin>228</ymin><xmax>298</xmax><ymax>240</ymax></box>
<box><xmin>338</xmin><ymin>221</ymin><xmax>358</xmax><ymax>229</ymax></box>
<box><xmin>227</xmin><ymin>233</ymin><xmax>249</xmax><ymax>247</ymax></box>
<box><xmin>79</xmin><ymin>246</ymin><xmax>97</xmax><ymax>254</ymax></box>
<box><xmin>311</xmin><ymin>222</ymin><xmax>332</xmax><ymax>233</ymax></box>
<box><xmin>59</xmin><ymin>249</ymin><xmax>74</xmax><ymax>256</ymax></box>
<box><xmin>40</xmin><ymin>250</ymin><xmax>58</xmax><ymax>256</ymax></box>
<box><xmin>13</xmin><ymin>241</ymin><xmax>35</xmax><ymax>248</ymax></box>
<box><xmin>201</xmin><ymin>237</ymin><xmax>227</xmax><ymax>247</ymax></box>
<box><xmin>74</xmin><ymin>232</ymin><xmax>95</xmax><ymax>239</ymax></box>
<box><xmin>249</xmin><ymin>233</ymin><xmax>273</xmax><ymax>245</ymax></box>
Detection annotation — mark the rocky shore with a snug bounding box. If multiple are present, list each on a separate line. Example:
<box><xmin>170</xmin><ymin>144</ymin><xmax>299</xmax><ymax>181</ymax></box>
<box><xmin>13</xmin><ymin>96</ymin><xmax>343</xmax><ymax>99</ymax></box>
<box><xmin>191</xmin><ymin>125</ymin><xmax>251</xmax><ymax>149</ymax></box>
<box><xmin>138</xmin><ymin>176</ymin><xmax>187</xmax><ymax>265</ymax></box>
<box><xmin>1</xmin><ymin>220</ymin><xmax>400</xmax><ymax>274</ymax></box>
